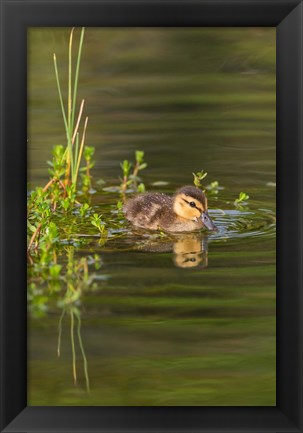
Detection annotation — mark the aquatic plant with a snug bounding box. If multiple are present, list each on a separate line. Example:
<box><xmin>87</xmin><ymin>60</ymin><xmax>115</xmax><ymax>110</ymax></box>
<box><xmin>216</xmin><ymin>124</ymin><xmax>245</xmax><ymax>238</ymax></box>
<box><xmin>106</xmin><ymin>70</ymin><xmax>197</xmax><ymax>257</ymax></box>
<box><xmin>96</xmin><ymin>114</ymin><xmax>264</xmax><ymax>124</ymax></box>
<box><xmin>120</xmin><ymin>150</ymin><xmax>147</xmax><ymax>194</ymax></box>
<box><xmin>27</xmin><ymin>27</ymin><xmax>102</xmax><ymax>256</ymax></box>
<box><xmin>205</xmin><ymin>180</ymin><xmax>221</xmax><ymax>195</ymax></box>
<box><xmin>27</xmin><ymin>30</ymin><xmax>106</xmax><ymax>392</ymax></box>
<box><xmin>192</xmin><ymin>170</ymin><xmax>208</xmax><ymax>189</ymax></box>
<box><xmin>234</xmin><ymin>191</ymin><xmax>250</xmax><ymax>207</ymax></box>
<box><xmin>91</xmin><ymin>214</ymin><xmax>108</xmax><ymax>244</ymax></box>
<box><xmin>80</xmin><ymin>146</ymin><xmax>95</xmax><ymax>193</ymax></box>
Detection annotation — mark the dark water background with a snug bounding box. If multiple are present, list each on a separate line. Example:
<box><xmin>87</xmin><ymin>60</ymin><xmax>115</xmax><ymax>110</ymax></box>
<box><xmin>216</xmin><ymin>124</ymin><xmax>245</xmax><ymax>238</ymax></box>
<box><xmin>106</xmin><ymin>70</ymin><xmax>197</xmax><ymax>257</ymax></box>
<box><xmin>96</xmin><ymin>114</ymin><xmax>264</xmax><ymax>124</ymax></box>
<box><xmin>28</xmin><ymin>28</ymin><xmax>276</xmax><ymax>406</ymax></box>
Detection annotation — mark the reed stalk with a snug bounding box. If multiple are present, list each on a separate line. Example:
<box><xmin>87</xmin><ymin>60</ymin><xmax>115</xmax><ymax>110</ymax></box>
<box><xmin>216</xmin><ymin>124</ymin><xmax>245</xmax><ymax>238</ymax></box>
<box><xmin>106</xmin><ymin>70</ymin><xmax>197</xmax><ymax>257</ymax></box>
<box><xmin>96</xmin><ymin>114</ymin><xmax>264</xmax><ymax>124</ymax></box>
<box><xmin>53</xmin><ymin>27</ymin><xmax>86</xmax><ymax>187</ymax></box>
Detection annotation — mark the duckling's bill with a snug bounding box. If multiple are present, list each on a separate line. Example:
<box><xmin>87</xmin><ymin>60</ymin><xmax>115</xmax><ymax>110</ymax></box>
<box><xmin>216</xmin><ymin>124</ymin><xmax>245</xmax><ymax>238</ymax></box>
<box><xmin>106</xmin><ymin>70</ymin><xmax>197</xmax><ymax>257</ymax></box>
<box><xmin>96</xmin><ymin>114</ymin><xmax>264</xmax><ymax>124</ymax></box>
<box><xmin>201</xmin><ymin>211</ymin><xmax>216</xmax><ymax>231</ymax></box>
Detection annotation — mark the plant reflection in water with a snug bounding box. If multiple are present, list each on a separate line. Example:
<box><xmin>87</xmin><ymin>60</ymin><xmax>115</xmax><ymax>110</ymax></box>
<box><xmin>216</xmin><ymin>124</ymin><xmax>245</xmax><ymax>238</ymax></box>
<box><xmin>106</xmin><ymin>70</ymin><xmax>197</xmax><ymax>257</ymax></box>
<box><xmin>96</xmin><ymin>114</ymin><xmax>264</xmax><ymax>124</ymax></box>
<box><xmin>29</xmin><ymin>246</ymin><xmax>104</xmax><ymax>393</ymax></box>
<box><xmin>29</xmin><ymin>229</ymin><xmax>211</xmax><ymax>392</ymax></box>
<box><xmin>55</xmin><ymin>247</ymin><xmax>99</xmax><ymax>393</ymax></box>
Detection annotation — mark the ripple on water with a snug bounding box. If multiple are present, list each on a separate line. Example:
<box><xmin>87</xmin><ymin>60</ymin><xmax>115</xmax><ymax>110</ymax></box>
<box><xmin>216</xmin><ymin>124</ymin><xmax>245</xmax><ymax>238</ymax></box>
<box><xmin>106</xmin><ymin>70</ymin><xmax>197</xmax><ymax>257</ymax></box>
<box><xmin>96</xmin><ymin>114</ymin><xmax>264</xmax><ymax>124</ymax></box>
<box><xmin>208</xmin><ymin>208</ymin><xmax>276</xmax><ymax>241</ymax></box>
<box><xmin>103</xmin><ymin>207</ymin><xmax>276</xmax><ymax>252</ymax></box>
<box><xmin>101</xmin><ymin>207</ymin><xmax>275</xmax><ymax>270</ymax></box>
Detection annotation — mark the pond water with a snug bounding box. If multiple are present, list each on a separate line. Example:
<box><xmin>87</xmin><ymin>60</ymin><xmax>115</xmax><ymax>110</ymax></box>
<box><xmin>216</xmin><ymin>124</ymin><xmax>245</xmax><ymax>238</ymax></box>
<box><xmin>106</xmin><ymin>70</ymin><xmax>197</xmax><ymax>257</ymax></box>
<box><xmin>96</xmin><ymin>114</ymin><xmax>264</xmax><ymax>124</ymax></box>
<box><xmin>28</xmin><ymin>28</ymin><xmax>276</xmax><ymax>406</ymax></box>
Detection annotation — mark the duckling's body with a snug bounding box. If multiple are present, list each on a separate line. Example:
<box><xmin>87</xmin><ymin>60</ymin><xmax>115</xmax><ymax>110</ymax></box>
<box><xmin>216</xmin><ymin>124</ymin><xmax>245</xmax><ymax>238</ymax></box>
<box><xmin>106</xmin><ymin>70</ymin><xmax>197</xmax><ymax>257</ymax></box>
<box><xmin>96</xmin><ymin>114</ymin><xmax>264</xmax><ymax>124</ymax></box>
<box><xmin>123</xmin><ymin>186</ymin><xmax>215</xmax><ymax>232</ymax></box>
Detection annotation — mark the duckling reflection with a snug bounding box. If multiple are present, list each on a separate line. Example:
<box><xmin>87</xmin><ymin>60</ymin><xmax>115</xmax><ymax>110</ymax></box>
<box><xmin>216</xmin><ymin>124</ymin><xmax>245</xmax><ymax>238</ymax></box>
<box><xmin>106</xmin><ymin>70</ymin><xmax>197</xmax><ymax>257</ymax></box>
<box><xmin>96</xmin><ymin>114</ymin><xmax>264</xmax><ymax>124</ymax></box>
<box><xmin>134</xmin><ymin>232</ymin><xmax>208</xmax><ymax>269</ymax></box>
<box><xmin>173</xmin><ymin>234</ymin><xmax>208</xmax><ymax>268</ymax></box>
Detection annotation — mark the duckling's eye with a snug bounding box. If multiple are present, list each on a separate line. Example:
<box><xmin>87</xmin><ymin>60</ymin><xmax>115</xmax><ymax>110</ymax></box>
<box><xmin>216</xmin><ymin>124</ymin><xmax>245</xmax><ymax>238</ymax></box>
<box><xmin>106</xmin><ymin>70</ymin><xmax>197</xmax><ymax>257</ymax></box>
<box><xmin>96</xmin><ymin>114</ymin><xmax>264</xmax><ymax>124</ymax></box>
<box><xmin>189</xmin><ymin>202</ymin><xmax>196</xmax><ymax>208</ymax></box>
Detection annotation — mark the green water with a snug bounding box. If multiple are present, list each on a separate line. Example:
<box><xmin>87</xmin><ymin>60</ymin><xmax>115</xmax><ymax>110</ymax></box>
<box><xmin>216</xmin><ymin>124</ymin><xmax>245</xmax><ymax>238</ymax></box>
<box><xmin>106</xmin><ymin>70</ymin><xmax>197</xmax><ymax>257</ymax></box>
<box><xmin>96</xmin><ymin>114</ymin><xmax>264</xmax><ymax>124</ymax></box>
<box><xmin>28</xmin><ymin>28</ymin><xmax>276</xmax><ymax>406</ymax></box>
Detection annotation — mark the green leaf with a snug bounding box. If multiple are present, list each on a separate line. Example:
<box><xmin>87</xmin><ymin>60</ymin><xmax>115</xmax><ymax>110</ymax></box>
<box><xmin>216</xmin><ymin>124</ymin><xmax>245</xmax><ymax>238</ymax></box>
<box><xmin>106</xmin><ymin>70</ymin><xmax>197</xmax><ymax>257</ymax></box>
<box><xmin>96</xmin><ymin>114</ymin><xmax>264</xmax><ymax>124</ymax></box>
<box><xmin>27</xmin><ymin>220</ymin><xmax>37</xmax><ymax>233</ymax></box>
<box><xmin>49</xmin><ymin>264</ymin><xmax>62</xmax><ymax>278</ymax></box>
<box><xmin>137</xmin><ymin>183</ymin><xmax>145</xmax><ymax>193</ymax></box>
<box><xmin>138</xmin><ymin>163</ymin><xmax>147</xmax><ymax>170</ymax></box>
<box><xmin>84</xmin><ymin>146</ymin><xmax>95</xmax><ymax>160</ymax></box>
<box><xmin>135</xmin><ymin>150</ymin><xmax>144</xmax><ymax>163</ymax></box>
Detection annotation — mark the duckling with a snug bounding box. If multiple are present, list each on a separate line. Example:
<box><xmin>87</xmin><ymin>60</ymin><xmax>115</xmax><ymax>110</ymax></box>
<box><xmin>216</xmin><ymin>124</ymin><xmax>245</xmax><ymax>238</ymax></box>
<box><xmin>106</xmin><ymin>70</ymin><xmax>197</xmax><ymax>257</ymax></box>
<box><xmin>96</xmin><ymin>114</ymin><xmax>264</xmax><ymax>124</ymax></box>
<box><xmin>123</xmin><ymin>185</ymin><xmax>216</xmax><ymax>232</ymax></box>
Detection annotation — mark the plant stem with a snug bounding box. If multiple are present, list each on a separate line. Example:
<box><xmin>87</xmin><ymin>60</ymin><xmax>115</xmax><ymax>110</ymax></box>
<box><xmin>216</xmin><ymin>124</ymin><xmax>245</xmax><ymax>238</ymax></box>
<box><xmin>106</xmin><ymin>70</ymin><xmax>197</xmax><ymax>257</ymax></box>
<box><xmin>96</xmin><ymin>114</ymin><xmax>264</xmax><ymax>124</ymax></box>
<box><xmin>53</xmin><ymin>54</ymin><xmax>69</xmax><ymax>139</ymax></box>
<box><xmin>74</xmin><ymin>116</ymin><xmax>88</xmax><ymax>185</ymax></box>
<box><xmin>71</xmin><ymin>99</ymin><xmax>85</xmax><ymax>145</ymax></box>
<box><xmin>68</xmin><ymin>28</ymin><xmax>74</xmax><ymax>138</ymax></box>
<box><xmin>71</xmin><ymin>27</ymin><xmax>85</xmax><ymax>132</ymax></box>
<box><xmin>27</xmin><ymin>223</ymin><xmax>42</xmax><ymax>252</ymax></box>
<box><xmin>43</xmin><ymin>178</ymin><xmax>56</xmax><ymax>193</ymax></box>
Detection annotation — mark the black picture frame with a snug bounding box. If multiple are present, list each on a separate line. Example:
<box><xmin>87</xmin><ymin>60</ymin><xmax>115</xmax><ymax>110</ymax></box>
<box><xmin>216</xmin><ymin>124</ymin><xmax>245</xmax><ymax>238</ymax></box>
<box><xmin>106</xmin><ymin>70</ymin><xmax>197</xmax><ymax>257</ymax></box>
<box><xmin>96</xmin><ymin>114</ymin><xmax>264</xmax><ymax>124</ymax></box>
<box><xmin>0</xmin><ymin>0</ymin><xmax>302</xmax><ymax>432</ymax></box>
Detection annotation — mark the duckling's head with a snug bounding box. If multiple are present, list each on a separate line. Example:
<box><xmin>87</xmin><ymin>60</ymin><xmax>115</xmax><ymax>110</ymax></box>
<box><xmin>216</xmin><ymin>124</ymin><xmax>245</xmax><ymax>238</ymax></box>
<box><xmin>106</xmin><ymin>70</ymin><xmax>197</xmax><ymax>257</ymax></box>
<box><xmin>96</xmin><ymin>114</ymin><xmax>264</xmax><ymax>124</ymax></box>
<box><xmin>173</xmin><ymin>186</ymin><xmax>216</xmax><ymax>230</ymax></box>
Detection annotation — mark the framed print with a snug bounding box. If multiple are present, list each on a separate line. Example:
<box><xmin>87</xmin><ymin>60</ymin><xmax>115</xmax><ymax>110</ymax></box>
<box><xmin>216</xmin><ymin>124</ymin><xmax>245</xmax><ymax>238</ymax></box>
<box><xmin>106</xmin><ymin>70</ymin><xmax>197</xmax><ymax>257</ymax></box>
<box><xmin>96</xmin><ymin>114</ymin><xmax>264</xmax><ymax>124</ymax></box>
<box><xmin>0</xmin><ymin>0</ymin><xmax>302</xmax><ymax>432</ymax></box>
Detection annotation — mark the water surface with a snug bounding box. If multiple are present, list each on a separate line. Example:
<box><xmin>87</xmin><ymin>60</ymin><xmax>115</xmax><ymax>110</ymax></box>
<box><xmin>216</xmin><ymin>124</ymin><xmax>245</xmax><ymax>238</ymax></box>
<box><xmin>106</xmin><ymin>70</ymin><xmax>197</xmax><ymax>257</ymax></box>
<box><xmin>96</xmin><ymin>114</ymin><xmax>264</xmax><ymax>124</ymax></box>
<box><xmin>28</xmin><ymin>28</ymin><xmax>276</xmax><ymax>406</ymax></box>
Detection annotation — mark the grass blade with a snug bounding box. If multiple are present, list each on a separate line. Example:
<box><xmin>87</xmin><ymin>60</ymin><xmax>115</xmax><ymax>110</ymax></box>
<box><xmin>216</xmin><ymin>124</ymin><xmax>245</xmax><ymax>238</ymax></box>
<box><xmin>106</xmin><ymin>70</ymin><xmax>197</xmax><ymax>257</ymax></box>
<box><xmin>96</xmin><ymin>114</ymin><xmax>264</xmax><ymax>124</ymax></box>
<box><xmin>71</xmin><ymin>27</ymin><xmax>85</xmax><ymax>133</ymax></box>
<box><xmin>73</xmin><ymin>133</ymin><xmax>80</xmax><ymax>184</ymax></box>
<box><xmin>72</xmin><ymin>99</ymin><xmax>85</xmax><ymax>145</ymax></box>
<box><xmin>68</xmin><ymin>28</ymin><xmax>74</xmax><ymax>137</ymax></box>
<box><xmin>53</xmin><ymin>54</ymin><xmax>69</xmax><ymax>140</ymax></box>
<box><xmin>74</xmin><ymin>116</ymin><xmax>88</xmax><ymax>185</ymax></box>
